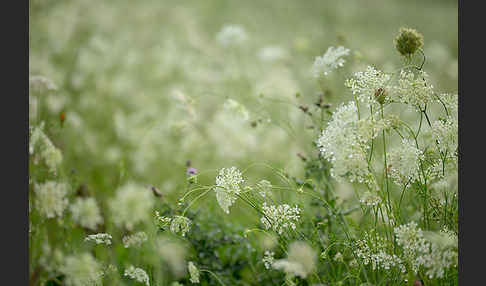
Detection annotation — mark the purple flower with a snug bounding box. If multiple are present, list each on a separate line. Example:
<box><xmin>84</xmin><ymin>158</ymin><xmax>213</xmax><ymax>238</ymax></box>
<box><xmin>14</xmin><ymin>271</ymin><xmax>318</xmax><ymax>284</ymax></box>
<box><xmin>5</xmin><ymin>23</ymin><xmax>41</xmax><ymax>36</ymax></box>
<box><xmin>186</xmin><ymin>167</ymin><xmax>198</xmax><ymax>176</ymax></box>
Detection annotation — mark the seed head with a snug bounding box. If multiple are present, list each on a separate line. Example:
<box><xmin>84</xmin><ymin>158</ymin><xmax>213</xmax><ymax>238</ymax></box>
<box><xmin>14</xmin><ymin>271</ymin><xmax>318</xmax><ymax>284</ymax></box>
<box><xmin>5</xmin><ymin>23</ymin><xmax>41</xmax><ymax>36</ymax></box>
<box><xmin>394</xmin><ymin>27</ymin><xmax>424</xmax><ymax>57</ymax></box>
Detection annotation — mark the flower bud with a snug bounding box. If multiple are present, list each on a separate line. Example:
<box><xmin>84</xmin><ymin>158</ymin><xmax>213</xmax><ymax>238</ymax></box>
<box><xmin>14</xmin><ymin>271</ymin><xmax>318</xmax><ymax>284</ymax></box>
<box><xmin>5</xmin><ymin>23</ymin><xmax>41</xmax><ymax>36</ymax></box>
<box><xmin>394</xmin><ymin>27</ymin><xmax>424</xmax><ymax>57</ymax></box>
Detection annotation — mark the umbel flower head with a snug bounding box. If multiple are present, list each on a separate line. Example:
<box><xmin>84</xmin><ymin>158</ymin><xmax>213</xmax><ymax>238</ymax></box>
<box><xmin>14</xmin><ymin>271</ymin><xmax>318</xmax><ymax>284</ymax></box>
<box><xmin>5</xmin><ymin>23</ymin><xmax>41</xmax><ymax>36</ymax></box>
<box><xmin>124</xmin><ymin>265</ymin><xmax>150</xmax><ymax>286</ymax></box>
<box><xmin>272</xmin><ymin>241</ymin><xmax>316</xmax><ymax>278</ymax></box>
<box><xmin>123</xmin><ymin>231</ymin><xmax>148</xmax><ymax>248</ymax></box>
<box><xmin>109</xmin><ymin>182</ymin><xmax>155</xmax><ymax>231</ymax></box>
<box><xmin>170</xmin><ymin>215</ymin><xmax>192</xmax><ymax>237</ymax></box>
<box><xmin>313</xmin><ymin>46</ymin><xmax>350</xmax><ymax>78</ymax></box>
<box><xmin>70</xmin><ymin>197</ymin><xmax>104</xmax><ymax>231</ymax></box>
<box><xmin>215</xmin><ymin>167</ymin><xmax>244</xmax><ymax>214</ymax></box>
<box><xmin>60</xmin><ymin>252</ymin><xmax>103</xmax><ymax>286</ymax></box>
<box><xmin>34</xmin><ymin>181</ymin><xmax>69</xmax><ymax>219</ymax></box>
<box><xmin>394</xmin><ymin>27</ymin><xmax>424</xmax><ymax>57</ymax></box>
<box><xmin>260</xmin><ymin>202</ymin><xmax>301</xmax><ymax>234</ymax></box>
<box><xmin>188</xmin><ymin>261</ymin><xmax>200</xmax><ymax>283</ymax></box>
<box><xmin>85</xmin><ymin>233</ymin><xmax>112</xmax><ymax>246</ymax></box>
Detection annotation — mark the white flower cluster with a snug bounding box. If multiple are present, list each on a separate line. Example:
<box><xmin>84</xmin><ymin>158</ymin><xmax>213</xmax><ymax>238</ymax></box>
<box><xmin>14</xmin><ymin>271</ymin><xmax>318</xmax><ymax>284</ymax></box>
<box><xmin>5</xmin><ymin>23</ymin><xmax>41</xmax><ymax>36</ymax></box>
<box><xmin>215</xmin><ymin>167</ymin><xmax>244</xmax><ymax>214</ymax></box>
<box><xmin>431</xmin><ymin>94</ymin><xmax>458</xmax><ymax>157</ymax></box>
<box><xmin>359</xmin><ymin>191</ymin><xmax>381</xmax><ymax>207</ymax></box>
<box><xmin>393</xmin><ymin>70</ymin><xmax>434</xmax><ymax>110</ymax></box>
<box><xmin>216</xmin><ymin>24</ymin><xmax>247</xmax><ymax>47</ymax></box>
<box><xmin>355</xmin><ymin>232</ymin><xmax>405</xmax><ymax>273</ymax></box>
<box><xmin>394</xmin><ymin>222</ymin><xmax>457</xmax><ymax>278</ymax></box>
<box><xmin>261</xmin><ymin>202</ymin><xmax>301</xmax><ymax>235</ymax></box>
<box><xmin>154</xmin><ymin>211</ymin><xmax>172</xmax><ymax>228</ymax></box>
<box><xmin>34</xmin><ymin>181</ymin><xmax>69</xmax><ymax>219</ymax></box>
<box><xmin>30</xmin><ymin>75</ymin><xmax>58</xmax><ymax>92</ymax></box>
<box><xmin>388</xmin><ymin>139</ymin><xmax>424</xmax><ymax>187</ymax></box>
<box><xmin>170</xmin><ymin>215</ymin><xmax>192</xmax><ymax>237</ymax></box>
<box><xmin>188</xmin><ymin>261</ymin><xmax>200</xmax><ymax>283</ymax></box>
<box><xmin>345</xmin><ymin>66</ymin><xmax>391</xmax><ymax>107</ymax></box>
<box><xmin>85</xmin><ymin>233</ymin><xmax>112</xmax><ymax>245</ymax></box>
<box><xmin>317</xmin><ymin>102</ymin><xmax>378</xmax><ymax>186</ymax></box>
<box><xmin>224</xmin><ymin>98</ymin><xmax>249</xmax><ymax>121</ymax></box>
<box><xmin>313</xmin><ymin>46</ymin><xmax>350</xmax><ymax>78</ymax></box>
<box><xmin>262</xmin><ymin>250</ymin><xmax>275</xmax><ymax>269</ymax></box>
<box><xmin>70</xmin><ymin>197</ymin><xmax>104</xmax><ymax>230</ymax></box>
<box><xmin>272</xmin><ymin>241</ymin><xmax>316</xmax><ymax>278</ymax></box>
<box><xmin>124</xmin><ymin>265</ymin><xmax>150</xmax><ymax>286</ymax></box>
<box><xmin>61</xmin><ymin>253</ymin><xmax>103</xmax><ymax>286</ymax></box>
<box><xmin>394</xmin><ymin>222</ymin><xmax>430</xmax><ymax>273</ymax></box>
<box><xmin>29</xmin><ymin>123</ymin><xmax>63</xmax><ymax>173</ymax></box>
<box><xmin>154</xmin><ymin>212</ymin><xmax>192</xmax><ymax>236</ymax></box>
<box><xmin>256</xmin><ymin>179</ymin><xmax>272</xmax><ymax>198</ymax></box>
<box><xmin>123</xmin><ymin>232</ymin><xmax>148</xmax><ymax>248</ymax></box>
<box><xmin>109</xmin><ymin>182</ymin><xmax>155</xmax><ymax>231</ymax></box>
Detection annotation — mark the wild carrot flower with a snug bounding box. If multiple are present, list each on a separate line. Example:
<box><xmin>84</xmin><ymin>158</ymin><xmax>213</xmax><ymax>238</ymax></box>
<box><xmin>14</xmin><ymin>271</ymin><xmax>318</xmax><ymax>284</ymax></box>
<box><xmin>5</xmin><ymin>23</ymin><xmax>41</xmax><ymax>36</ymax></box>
<box><xmin>215</xmin><ymin>167</ymin><xmax>244</xmax><ymax>214</ymax></box>
<box><xmin>34</xmin><ymin>181</ymin><xmax>69</xmax><ymax>219</ymax></box>
<box><xmin>313</xmin><ymin>46</ymin><xmax>350</xmax><ymax>78</ymax></box>
<box><xmin>392</xmin><ymin>70</ymin><xmax>434</xmax><ymax>110</ymax></box>
<box><xmin>85</xmin><ymin>233</ymin><xmax>112</xmax><ymax>246</ymax></box>
<box><xmin>260</xmin><ymin>202</ymin><xmax>301</xmax><ymax>234</ymax></box>
<box><xmin>61</xmin><ymin>253</ymin><xmax>103</xmax><ymax>286</ymax></box>
<box><xmin>273</xmin><ymin>241</ymin><xmax>316</xmax><ymax>278</ymax></box>
<box><xmin>154</xmin><ymin>211</ymin><xmax>172</xmax><ymax>228</ymax></box>
<box><xmin>345</xmin><ymin>66</ymin><xmax>391</xmax><ymax>107</ymax></box>
<box><xmin>188</xmin><ymin>261</ymin><xmax>200</xmax><ymax>283</ymax></box>
<box><xmin>123</xmin><ymin>232</ymin><xmax>148</xmax><ymax>248</ymax></box>
<box><xmin>124</xmin><ymin>265</ymin><xmax>150</xmax><ymax>286</ymax></box>
<box><xmin>263</xmin><ymin>250</ymin><xmax>275</xmax><ymax>269</ymax></box>
<box><xmin>256</xmin><ymin>179</ymin><xmax>272</xmax><ymax>198</ymax></box>
<box><xmin>316</xmin><ymin>101</ymin><xmax>374</xmax><ymax>185</ymax></box>
<box><xmin>70</xmin><ymin>197</ymin><xmax>103</xmax><ymax>230</ymax></box>
<box><xmin>30</xmin><ymin>75</ymin><xmax>58</xmax><ymax>92</ymax></box>
<box><xmin>109</xmin><ymin>182</ymin><xmax>155</xmax><ymax>231</ymax></box>
<box><xmin>170</xmin><ymin>215</ymin><xmax>192</xmax><ymax>237</ymax></box>
<box><xmin>29</xmin><ymin>123</ymin><xmax>63</xmax><ymax>173</ymax></box>
<box><xmin>388</xmin><ymin>139</ymin><xmax>424</xmax><ymax>187</ymax></box>
<box><xmin>359</xmin><ymin>191</ymin><xmax>381</xmax><ymax>207</ymax></box>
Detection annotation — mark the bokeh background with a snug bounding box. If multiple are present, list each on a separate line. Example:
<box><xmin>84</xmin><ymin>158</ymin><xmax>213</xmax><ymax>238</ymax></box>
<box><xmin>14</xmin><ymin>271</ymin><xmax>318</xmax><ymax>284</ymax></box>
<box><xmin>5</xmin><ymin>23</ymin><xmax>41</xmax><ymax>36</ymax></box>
<box><xmin>29</xmin><ymin>0</ymin><xmax>457</xmax><ymax>228</ymax></box>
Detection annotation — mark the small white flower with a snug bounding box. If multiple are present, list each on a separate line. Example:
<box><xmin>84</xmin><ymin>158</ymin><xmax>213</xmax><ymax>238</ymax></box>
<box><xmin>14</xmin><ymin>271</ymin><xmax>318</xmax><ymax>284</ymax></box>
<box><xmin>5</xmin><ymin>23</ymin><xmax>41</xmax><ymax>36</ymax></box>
<box><xmin>109</xmin><ymin>182</ymin><xmax>155</xmax><ymax>231</ymax></box>
<box><xmin>35</xmin><ymin>181</ymin><xmax>69</xmax><ymax>219</ymax></box>
<box><xmin>345</xmin><ymin>66</ymin><xmax>391</xmax><ymax>108</ymax></box>
<box><xmin>272</xmin><ymin>241</ymin><xmax>316</xmax><ymax>278</ymax></box>
<box><xmin>124</xmin><ymin>265</ymin><xmax>150</xmax><ymax>286</ymax></box>
<box><xmin>85</xmin><ymin>233</ymin><xmax>112</xmax><ymax>246</ymax></box>
<box><xmin>261</xmin><ymin>202</ymin><xmax>301</xmax><ymax>235</ymax></box>
<box><xmin>70</xmin><ymin>197</ymin><xmax>103</xmax><ymax>230</ymax></box>
<box><xmin>313</xmin><ymin>46</ymin><xmax>350</xmax><ymax>78</ymax></box>
<box><xmin>388</xmin><ymin>139</ymin><xmax>424</xmax><ymax>187</ymax></box>
<box><xmin>215</xmin><ymin>167</ymin><xmax>244</xmax><ymax>214</ymax></box>
<box><xmin>170</xmin><ymin>216</ymin><xmax>192</xmax><ymax>237</ymax></box>
<box><xmin>188</xmin><ymin>261</ymin><xmax>200</xmax><ymax>283</ymax></box>
<box><xmin>123</xmin><ymin>232</ymin><xmax>148</xmax><ymax>248</ymax></box>
<box><xmin>262</xmin><ymin>251</ymin><xmax>275</xmax><ymax>269</ymax></box>
<box><xmin>359</xmin><ymin>191</ymin><xmax>382</xmax><ymax>207</ymax></box>
<box><xmin>61</xmin><ymin>253</ymin><xmax>103</xmax><ymax>286</ymax></box>
<box><xmin>256</xmin><ymin>179</ymin><xmax>272</xmax><ymax>198</ymax></box>
<box><xmin>392</xmin><ymin>70</ymin><xmax>434</xmax><ymax>110</ymax></box>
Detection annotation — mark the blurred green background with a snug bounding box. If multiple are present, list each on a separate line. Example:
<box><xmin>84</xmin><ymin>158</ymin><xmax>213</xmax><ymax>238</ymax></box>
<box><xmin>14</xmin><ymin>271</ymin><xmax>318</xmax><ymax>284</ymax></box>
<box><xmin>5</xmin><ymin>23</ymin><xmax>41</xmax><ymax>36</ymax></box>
<box><xmin>29</xmin><ymin>0</ymin><xmax>457</xmax><ymax>225</ymax></box>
